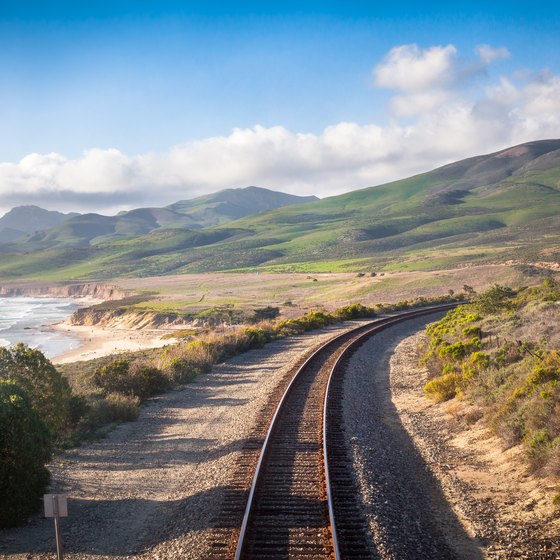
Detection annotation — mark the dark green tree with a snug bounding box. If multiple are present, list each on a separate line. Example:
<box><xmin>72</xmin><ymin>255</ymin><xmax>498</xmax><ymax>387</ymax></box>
<box><xmin>0</xmin><ymin>379</ymin><xmax>52</xmax><ymax>527</ymax></box>
<box><xmin>0</xmin><ymin>344</ymin><xmax>75</xmax><ymax>438</ymax></box>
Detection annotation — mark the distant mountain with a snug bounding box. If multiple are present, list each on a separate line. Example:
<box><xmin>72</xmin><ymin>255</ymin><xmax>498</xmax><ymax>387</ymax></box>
<box><xmin>167</xmin><ymin>186</ymin><xmax>318</xmax><ymax>225</ymax></box>
<box><xmin>0</xmin><ymin>205</ymin><xmax>79</xmax><ymax>242</ymax></box>
<box><xmin>8</xmin><ymin>187</ymin><xmax>319</xmax><ymax>248</ymax></box>
<box><xmin>0</xmin><ymin>140</ymin><xmax>558</xmax><ymax>279</ymax></box>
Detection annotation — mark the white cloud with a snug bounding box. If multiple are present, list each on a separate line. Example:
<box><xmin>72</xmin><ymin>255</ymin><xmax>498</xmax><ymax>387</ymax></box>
<box><xmin>373</xmin><ymin>44</ymin><xmax>457</xmax><ymax>92</ymax></box>
<box><xmin>476</xmin><ymin>44</ymin><xmax>510</xmax><ymax>64</ymax></box>
<box><xmin>0</xmin><ymin>43</ymin><xmax>559</xmax><ymax>217</ymax></box>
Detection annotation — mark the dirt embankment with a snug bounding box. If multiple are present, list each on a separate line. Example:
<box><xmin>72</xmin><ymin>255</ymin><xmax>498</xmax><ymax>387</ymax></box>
<box><xmin>0</xmin><ymin>282</ymin><xmax>129</xmax><ymax>300</ymax></box>
<box><xmin>69</xmin><ymin>308</ymin><xmax>193</xmax><ymax>330</ymax></box>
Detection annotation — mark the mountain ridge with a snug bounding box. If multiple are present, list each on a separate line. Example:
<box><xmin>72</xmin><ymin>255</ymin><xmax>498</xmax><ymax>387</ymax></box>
<box><xmin>4</xmin><ymin>187</ymin><xmax>318</xmax><ymax>248</ymax></box>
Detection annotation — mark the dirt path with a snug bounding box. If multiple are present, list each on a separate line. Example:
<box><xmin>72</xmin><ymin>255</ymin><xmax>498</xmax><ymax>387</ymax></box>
<box><xmin>0</xmin><ymin>323</ymin><xmax>358</xmax><ymax>560</ymax></box>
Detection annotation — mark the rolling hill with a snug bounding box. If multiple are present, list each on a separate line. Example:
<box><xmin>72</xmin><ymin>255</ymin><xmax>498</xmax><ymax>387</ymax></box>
<box><xmin>0</xmin><ymin>140</ymin><xmax>559</xmax><ymax>280</ymax></box>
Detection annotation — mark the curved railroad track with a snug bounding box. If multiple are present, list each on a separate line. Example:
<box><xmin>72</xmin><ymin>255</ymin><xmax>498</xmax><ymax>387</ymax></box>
<box><xmin>229</xmin><ymin>304</ymin><xmax>456</xmax><ymax>559</ymax></box>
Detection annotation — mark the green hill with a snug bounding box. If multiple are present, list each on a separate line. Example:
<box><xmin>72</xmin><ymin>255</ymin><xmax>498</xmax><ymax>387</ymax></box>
<box><xmin>1</xmin><ymin>140</ymin><xmax>559</xmax><ymax>280</ymax></box>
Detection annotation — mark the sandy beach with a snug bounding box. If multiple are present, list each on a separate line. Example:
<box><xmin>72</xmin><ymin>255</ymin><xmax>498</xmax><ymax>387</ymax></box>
<box><xmin>51</xmin><ymin>321</ymin><xmax>175</xmax><ymax>364</ymax></box>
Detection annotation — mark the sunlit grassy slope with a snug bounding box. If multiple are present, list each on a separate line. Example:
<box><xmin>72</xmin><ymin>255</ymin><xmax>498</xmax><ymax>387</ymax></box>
<box><xmin>1</xmin><ymin>140</ymin><xmax>559</xmax><ymax>280</ymax></box>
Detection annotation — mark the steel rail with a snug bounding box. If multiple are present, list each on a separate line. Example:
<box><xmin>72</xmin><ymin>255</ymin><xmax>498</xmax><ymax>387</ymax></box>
<box><xmin>323</xmin><ymin>305</ymin><xmax>456</xmax><ymax>558</ymax></box>
<box><xmin>234</xmin><ymin>304</ymin><xmax>457</xmax><ymax>559</ymax></box>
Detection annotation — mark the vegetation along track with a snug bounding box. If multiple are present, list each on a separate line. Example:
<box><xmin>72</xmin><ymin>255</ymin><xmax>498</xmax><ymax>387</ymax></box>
<box><xmin>208</xmin><ymin>305</ymin><xmax>457</xmax><ymax>559</ymax></box>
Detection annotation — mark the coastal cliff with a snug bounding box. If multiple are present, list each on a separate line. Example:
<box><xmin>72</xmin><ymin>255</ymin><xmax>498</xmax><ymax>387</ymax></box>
<box><xmin>68</xmin><ymin>307</ymin><xmax>191</xmax><ymax>330</ymax></box>
<box><xmin>0</xmin><ymin>282</ymin><xmax>129</xmax><ymax>300</ymax></box>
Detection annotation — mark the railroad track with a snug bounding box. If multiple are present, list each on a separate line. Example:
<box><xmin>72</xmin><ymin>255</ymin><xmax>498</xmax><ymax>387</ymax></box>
<box><xmin>207</xmin><ymin>304</ymin><xmax>456</xmax><ymax>559</ymax></box>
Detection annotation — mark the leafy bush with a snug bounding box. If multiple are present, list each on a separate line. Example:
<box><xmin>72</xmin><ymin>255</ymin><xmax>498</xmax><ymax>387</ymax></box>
<box><xmin>0</xmin><ymin>344</ymin><xmax>77</xmax><ymax>438</ymax></box>
<box><xmin>474</xmin><ymin>284</ymin><xmax>516</xmax><ymax>314</ymax></box>
<box><xmin>92</xmin><ymin>359</ymin><xmax>168</xmax><ymax>400</ymax></box>
<box><xmin>85</xmin><ymin>392</ymin><xmax>140</xmax><ymax>426</ymax></box>
<box><xmin>335</xmin><ymin>303</ymin><xmax>375</xmax><ymax>320</ymax></box>
<box><xmin>424</xmin><ymin>372</ymin><xmax>462</xmax><ymax>402</ymax></box>
<box><xmin>243</xmin><ymin>326</ymin><xmax>273</xmax><ymax>349</ymax></box>
<box><xmin>92</xmin><ymin>359</ymin><xmax>132</xmax><ymax>394</ymax></box>
<box><xmin>0</xmin><ymin>380</ymin><xmax>52</xmax><ymax>527</ymax></box>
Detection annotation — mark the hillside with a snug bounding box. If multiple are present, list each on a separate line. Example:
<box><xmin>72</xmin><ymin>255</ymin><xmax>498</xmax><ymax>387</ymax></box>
<box><xmin>0</xmin><ymin>139</ymin><xmax>559</xmax><ymax>280</ymax></box>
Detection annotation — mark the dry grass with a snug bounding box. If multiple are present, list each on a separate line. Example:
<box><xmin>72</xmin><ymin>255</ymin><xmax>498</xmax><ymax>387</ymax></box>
<box><xmin>111</xmin><ymin>264</ymin><xmax>554</xmax><ymax>318</ymax></box>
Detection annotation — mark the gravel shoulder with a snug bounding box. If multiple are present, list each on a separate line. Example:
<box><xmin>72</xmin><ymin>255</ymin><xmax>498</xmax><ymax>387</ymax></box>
<box><xmin>0</xmin><ymin>323</ymin><xmax>359</xmax><ymax>560</ymax></box>
<box><xmin>344</xmin><ymin>316</ymin><xmax>559</xmax><ymax>559</ymax></box>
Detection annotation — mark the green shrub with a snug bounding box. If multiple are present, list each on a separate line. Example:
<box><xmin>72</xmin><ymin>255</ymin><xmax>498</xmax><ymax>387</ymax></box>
<box><xmin>128</xmin><ymin>362</ymin><xmax>169</xmax><ymax>399</ymax></box>
<box><xmin>420</xmin><ymin>279</ymin><xmax>560</xmax><ymax>481</ymax></box>
<box><xmin>92</xmin><ymin>359</ymin><xmax>132</xmax><ymax>395</ymax></box>
<box><xmin>243</xmin><ymin>327</ymin><xmax>272</xmax><ymax>349</ymax></box>
<box><xmin>0</xmin><ymin>380</ymin><xmax>52</xmax><ymax>527</ymax></box>
<box><xmin>276</xmin><ymin>310</ymin><xmax>337</xmax><ymax>336</ymax></box>
<box><xmin>85</xmin><ymin>392</ymin><xmax>140</xmax><ymax>426</ymax></box>
<box><xmin>161</xmin><ymin>356</ymin><xmax>200</xmax><ymax>383</ymax></box>
<box><xmin>475</xmin><ymin>284</ymin><xmax>516</xmax><ymax>314</ymax></box>
<box><xmin>424</xmin><ymin>373</ymin><xmax>462</xmax><ymax>402</ymax></box>
<box><xmin>92</xmin><ymin>359</ymin><xmax>168</xmax><ymax>400</ymax></box>
<box><xmin>334</xmin><ymin>303</ymin><xmax>375</xmax><ymax>320</ymax></box>
<box><xmin>526</xmin><ymin>351</ymin><xmax>560</xmax><ymax>391</ymax></box>
<box><xmin>0</xmin><ymin>344</ymin><xmax>76</xmax><ymax>439</ymax></box>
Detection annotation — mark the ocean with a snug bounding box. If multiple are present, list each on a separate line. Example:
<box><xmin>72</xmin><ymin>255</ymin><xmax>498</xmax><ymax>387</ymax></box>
<box><xmin>0</xmin><ymin>296</ymin><xmax>83</xmax><ymax>359</ymax></box>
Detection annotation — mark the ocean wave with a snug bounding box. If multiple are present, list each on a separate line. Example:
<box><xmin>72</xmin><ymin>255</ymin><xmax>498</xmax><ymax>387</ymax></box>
<box><xmin>0</xmin><ymin>297</ymin><xmax>81</xmax><ymax>358</ymax></box>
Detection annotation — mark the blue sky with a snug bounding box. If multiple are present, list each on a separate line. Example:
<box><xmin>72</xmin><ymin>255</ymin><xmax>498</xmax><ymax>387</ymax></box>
<box><xmin>1</xmin><ymin>2</ymin><xmax>559</xmax><ymax>214</ymax></box>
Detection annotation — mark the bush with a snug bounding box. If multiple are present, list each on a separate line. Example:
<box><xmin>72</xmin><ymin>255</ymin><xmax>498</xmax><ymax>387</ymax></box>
<box><xmin>0</xmin><ymin>380</ymin><xmax>52</xmax><ymax>527</ymax></box>
<box><xmin>92</xmin><ymin>359</ymin><xmax>131</xmax><ymax>395</ymax></box>
<box><xmin>475</xmin><ymin>284</ymin><xmax>516</xmax><ymax>314</ymax></box>
<box><xmin>243</xmin><ymin>326</ymin><xmax>273</xmax><ymax>349</ymax></box>
<box><xmin>0</xmin><ymin>344</ymin><xmax>76</xmax><ymax>439</ymax></box>
<box><xmin>335</xmin><ymin>303</ymin><xmax>375</xmax><ymax>320</ymax></box>
<box><xmin>424</xmin><ymin>372</ymin><xmax>462</xmax><ymax>402</ymax></box>
<box><xmin>92</xmin><ymin>359</ymin><xmax>168</xmax><ymax>400</ymax></box>
<box><xmin>162</xmin><ymin>357</ymin><xmax>200</xmax><ymax>383</ymax></box>
<box><xmin>85</xmin><ymin>392</ymin><xmax>140</xmax><ymax>426</ymax></box>
<box><xmin>128</xmin><ymin>362</ymin><xmax>169</xmax><ymax>399</ymax></box>
<box><xmin>420</xmin><ymin>279</ymin><xmax>560</xmax><ymax>480</ymax></box>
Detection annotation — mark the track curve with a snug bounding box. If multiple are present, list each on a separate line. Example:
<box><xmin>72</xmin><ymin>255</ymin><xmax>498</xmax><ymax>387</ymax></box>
<box><xmin>234</xmin><ymin>305</ymin><xmax>456</xmax><ymax>559</ymax></box>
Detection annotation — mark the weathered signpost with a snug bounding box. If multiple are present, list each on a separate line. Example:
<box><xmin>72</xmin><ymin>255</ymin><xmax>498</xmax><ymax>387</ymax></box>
<box><xmin>44</xmin><ymin>494</ymin><xmax>67</xmax><ymax>560</ymax></box>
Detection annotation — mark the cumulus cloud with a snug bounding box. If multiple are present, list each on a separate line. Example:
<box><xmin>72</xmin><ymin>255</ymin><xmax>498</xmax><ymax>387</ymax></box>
<box><xmin>0</xmin><ymin>43</ymin><xmax>558</xmax><ymax>217</ymax></box>
<box><xmin>373</xmin><ymin>44</ymin><xmax>457</xmax><ymax>92</ymax></box>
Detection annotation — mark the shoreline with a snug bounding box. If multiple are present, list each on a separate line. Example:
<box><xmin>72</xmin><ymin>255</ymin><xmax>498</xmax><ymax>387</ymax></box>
<box><xmin>51</xmin><ymin>320</ymin><xmax>175</xmax><ymax>364</ymax></box>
